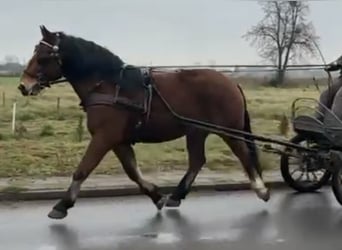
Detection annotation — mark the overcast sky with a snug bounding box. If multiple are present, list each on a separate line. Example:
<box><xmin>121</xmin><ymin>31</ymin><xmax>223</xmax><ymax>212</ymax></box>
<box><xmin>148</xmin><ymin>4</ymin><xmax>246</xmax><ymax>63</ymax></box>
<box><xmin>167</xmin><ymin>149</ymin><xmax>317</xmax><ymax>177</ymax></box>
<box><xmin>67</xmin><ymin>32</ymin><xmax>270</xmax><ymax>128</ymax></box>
<box><xmin>0</xmin><ymin>0</ymin><xmax>341</xmax><ymax>66</ymax></box>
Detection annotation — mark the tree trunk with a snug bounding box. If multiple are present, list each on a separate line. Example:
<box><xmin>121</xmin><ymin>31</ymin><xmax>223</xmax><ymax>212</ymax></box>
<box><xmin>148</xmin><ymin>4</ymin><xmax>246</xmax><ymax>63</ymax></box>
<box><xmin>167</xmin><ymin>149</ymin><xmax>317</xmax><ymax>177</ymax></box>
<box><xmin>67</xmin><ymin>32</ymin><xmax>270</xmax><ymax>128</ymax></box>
<box><xmin>277</xmin><ymin>69</ymin><xmax>285</xmax><ymax>86</ymax></box>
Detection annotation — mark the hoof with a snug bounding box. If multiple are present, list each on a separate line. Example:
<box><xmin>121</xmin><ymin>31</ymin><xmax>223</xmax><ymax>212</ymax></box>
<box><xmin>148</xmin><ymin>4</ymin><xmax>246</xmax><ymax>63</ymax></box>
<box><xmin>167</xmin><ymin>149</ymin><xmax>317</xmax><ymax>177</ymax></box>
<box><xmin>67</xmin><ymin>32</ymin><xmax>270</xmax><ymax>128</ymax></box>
<box><xmin>155</xmin><ymin>195</ymin><xmax>168</xmax><ymax>210</ymax></box>
<box><xmin>48</xmin><ymin>209</ymin><xmax>67</xmax><ymax>220</ymax></box>
<box><xmin>165</xmin><ymin>197</ymin><xmax>181</xmax><ymax>208</ymax></box>
<box><xmin>256</xmin><ymin>188</ymin><xmax>270</xmax><ymax>202</ymax></box>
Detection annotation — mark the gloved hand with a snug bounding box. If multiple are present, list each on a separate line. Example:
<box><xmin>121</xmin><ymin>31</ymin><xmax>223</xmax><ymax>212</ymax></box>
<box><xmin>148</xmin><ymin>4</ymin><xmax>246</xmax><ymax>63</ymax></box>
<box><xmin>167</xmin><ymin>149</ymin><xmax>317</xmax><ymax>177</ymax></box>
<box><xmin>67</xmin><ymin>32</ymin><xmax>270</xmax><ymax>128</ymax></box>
<box><xmin>325</xmin><ymin>62</ymin><xmax>341</xmax><ymax>72</ymax></box>
<box><xmin>325</xmin><ymin>55</ymin><xmax>342</xmax><ymax>72</ymax></box>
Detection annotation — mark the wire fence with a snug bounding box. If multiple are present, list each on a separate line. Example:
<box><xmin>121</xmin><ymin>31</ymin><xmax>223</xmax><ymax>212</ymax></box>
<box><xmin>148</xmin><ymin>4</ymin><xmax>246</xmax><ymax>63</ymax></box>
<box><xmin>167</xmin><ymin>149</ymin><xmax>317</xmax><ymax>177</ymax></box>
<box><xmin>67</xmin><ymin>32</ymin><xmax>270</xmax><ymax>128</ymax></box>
<box><xmin>132</xmin><ymin>63</ymin><xmax>329</xmax><ymax>75</ymax></box>
<box><xmin>138</xmin><ymin>63</ymin><xmax>326</xmax><ymax>69</ymax></box>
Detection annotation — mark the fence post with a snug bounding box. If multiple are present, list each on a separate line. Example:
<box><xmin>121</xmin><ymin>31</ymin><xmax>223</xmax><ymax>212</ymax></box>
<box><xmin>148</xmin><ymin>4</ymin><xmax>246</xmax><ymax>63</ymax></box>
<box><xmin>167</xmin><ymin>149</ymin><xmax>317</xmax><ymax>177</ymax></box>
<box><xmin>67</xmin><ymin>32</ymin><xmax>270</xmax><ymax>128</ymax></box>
<box><xmin>2</xmin><ymin>92</ymin><xmax>5</xmax><ymax>107</ymax></box>
<box><xmin>12</xmin><ymin>101</ymin><xmax>16</xmax><ymax>133</ymax></box>
<box><xmin>57</xmin><ymin>97</ymin><xmax>60</xmax><ymax>114</ymax></box>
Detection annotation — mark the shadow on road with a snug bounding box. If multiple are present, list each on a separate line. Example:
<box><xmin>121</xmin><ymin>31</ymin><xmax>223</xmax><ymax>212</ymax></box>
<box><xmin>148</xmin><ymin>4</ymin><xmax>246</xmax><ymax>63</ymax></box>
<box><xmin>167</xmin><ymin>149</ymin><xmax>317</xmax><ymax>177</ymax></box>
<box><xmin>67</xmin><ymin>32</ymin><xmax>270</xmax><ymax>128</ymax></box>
<box><xmin>49</xmin><ymin>224</ymin><xmax>80</xmax><ymax>250</ymax></box>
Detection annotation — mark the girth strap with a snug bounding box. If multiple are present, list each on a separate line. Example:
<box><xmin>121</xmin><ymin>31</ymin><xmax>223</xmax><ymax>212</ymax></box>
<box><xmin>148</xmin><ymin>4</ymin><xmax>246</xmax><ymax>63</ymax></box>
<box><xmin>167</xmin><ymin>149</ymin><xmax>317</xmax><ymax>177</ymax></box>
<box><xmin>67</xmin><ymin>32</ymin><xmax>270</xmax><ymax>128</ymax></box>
<box><xmin>84</xmin><ymin>92</ymin><xmax>146</xmax><ymax>113</ymax></box>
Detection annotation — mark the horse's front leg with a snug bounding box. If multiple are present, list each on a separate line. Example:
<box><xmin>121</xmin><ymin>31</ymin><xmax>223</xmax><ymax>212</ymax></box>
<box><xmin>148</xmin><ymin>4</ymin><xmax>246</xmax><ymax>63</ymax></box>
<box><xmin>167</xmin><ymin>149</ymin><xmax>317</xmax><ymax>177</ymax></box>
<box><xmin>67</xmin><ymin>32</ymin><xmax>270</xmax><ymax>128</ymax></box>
<box><xmin>48</xmin><ymin>133</ymin><xmax>113</xmax><ymax>219</ymax></box>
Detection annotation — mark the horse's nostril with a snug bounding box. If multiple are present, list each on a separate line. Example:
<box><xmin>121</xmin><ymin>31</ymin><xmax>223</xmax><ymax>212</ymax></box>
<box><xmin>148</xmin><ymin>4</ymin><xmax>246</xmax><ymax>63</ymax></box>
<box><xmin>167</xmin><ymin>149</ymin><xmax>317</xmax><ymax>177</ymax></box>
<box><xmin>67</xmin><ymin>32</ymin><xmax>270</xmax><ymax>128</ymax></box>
<box><xmin>18</xmin><ymin>85</ymin><xmax>28</xmax><ymax>96</ymax></box>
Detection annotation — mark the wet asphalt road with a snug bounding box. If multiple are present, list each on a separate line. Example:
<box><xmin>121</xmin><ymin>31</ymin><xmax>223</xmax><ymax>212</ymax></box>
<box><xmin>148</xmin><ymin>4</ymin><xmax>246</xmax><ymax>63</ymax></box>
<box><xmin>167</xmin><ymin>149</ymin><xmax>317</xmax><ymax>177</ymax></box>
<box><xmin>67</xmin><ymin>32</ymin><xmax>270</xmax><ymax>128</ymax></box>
<box><xmin>1</xmin><ymin>188</ymin><xmax>342</xmax><ymax>250</ymax></box>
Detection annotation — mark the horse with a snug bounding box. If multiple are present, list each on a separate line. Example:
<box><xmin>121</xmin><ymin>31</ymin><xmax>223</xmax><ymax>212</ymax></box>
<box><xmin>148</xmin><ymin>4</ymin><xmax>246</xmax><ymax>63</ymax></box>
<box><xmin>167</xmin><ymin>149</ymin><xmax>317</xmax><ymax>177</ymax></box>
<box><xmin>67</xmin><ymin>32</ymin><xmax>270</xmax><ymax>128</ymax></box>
<box><xmin>18</xmin><ymin>25</ymin><xmax>270</xmax><ymax>220</ymax></box>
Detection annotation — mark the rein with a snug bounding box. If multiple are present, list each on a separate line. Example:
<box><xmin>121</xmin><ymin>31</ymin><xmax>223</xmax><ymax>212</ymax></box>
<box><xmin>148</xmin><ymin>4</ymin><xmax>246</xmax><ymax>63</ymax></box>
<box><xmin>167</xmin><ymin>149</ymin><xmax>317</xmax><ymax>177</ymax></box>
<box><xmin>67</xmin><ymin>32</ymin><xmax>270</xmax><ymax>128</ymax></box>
<box><xmin>41</xmin><ymin>78</ymin><xmax>69</xmax><ymax>86</ymax></box>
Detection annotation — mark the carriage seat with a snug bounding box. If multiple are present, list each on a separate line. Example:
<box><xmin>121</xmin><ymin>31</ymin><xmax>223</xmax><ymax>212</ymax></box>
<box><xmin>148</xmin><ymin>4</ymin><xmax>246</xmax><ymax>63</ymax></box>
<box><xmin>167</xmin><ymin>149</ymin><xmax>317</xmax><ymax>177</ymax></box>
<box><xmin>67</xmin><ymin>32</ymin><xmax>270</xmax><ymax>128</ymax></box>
<box><xmin>292</xmin><ymin>115</ymin><xmax>325</xmax><ymax>134</ymax></box>
<box><xmin>293</xmin><ymin>114</ymin><xmax>342</xmax><ymax>148</ymax></box>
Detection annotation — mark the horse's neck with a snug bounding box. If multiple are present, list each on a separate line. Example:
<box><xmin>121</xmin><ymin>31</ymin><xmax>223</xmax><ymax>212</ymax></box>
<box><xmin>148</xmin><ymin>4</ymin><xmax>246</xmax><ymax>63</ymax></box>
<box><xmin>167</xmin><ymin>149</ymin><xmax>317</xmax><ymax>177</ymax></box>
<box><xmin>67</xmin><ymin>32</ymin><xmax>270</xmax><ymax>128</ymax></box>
<box><xmin>69</xmin><ymin>80</ymin><xmax>95</xmax><ymax>103</ymax></box>
<box><xmin>69</xmin><ymin>81</ymin><xmax>86</xmax><ymax>102</ymax></box>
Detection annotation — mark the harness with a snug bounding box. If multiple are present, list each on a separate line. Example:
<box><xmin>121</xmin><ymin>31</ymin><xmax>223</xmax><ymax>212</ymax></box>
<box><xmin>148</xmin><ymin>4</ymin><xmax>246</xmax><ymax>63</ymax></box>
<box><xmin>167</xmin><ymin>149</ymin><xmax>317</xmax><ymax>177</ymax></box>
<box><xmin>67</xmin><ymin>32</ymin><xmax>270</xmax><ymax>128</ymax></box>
<box><xmin>30</xmin><ymin>34</ymin><xmax>156</xmax><ymax>139</ymax></box>
<box><xmin>81</xmin><ymin>68</ymin><xmax>154</xmax><ymax>127</ymax></box>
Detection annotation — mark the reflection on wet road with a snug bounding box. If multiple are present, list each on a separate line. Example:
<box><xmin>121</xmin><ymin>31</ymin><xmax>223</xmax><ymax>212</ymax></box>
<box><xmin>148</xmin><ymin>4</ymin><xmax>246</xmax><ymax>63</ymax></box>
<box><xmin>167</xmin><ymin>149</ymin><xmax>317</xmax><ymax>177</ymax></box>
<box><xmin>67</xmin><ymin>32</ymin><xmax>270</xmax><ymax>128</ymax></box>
<box><xmin>1</xmin><ymin>188</ymin><xmax>342</xmax><ymax>250</ymax></box>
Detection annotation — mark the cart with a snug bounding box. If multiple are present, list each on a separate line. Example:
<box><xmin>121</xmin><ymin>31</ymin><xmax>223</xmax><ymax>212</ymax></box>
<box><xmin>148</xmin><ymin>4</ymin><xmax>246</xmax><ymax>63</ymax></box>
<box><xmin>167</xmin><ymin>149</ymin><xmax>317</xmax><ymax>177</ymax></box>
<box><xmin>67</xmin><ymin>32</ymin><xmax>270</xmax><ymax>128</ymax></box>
<box><xmin>280</xmin><ymin>97</ymin><xmax>342</xmax><ymax>204</ymax></box>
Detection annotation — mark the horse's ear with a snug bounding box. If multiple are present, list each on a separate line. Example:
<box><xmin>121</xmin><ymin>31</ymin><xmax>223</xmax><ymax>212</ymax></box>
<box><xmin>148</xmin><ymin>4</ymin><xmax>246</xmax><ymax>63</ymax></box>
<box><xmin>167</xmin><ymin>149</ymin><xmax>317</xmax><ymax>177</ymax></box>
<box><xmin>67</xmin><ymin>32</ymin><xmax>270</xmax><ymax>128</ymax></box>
<box><xmin>40</xmin><ymin>25</ymin><xmax>52</xmax><ymax>39</ymax></box>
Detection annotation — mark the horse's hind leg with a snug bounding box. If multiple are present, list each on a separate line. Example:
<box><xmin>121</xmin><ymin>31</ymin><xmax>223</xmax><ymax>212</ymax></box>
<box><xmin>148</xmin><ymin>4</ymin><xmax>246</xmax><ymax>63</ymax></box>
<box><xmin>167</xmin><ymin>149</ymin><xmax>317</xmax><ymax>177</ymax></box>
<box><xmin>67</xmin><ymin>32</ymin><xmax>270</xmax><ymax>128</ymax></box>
<box><xmin>221</xmin><ymin>136</ymin><xmax>270</xmax><ymax>201</ymax></box>
<box><xmin>48</xmin><ymin>134</ymin><xmax>113</xmax><ymax>219</ymax></box>
<box><xmin>165</xmin><ymin>130</ymin><xmax>208</xmax><ymax>207</ymax></box>
<box><xmin>113</xmin><ymin>144</ymin><xmax>166</xmax><ymax>210</ymax></box>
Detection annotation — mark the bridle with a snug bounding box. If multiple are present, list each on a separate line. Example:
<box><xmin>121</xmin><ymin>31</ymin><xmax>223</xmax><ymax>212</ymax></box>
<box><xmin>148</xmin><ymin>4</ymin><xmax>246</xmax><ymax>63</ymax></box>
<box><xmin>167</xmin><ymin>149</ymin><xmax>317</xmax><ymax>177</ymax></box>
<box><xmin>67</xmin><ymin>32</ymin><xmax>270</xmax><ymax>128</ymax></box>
<box><xmin>27</xmin><ymin>32</ymin><xmax>68</xmax><ymax>91</ymax></box>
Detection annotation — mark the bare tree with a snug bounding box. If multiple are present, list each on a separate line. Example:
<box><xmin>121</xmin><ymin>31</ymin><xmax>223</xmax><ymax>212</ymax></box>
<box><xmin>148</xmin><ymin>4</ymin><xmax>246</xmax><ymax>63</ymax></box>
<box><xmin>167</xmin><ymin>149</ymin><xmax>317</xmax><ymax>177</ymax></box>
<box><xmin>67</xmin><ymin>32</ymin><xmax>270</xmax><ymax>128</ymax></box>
<box><xmin>242</xmin><ymin>1</ymin><xmax>320</xmax><ymax>86</ymax></box>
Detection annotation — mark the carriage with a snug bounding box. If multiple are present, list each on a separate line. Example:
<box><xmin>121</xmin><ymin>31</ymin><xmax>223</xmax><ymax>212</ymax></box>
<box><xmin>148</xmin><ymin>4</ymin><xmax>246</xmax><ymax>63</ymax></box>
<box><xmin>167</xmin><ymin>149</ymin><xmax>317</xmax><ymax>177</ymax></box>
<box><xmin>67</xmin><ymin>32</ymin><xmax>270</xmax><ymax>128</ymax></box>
<box><xmin>279</xmin><ymin>96</ymin><xmax>342</xmax><ymax>204</ymax></box>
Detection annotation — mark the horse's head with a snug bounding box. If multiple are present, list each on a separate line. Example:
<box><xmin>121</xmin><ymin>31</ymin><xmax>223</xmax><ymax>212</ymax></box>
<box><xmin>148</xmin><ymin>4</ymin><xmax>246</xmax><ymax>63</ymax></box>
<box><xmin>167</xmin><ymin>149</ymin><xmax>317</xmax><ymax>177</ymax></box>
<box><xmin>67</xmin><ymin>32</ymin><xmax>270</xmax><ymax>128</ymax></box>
<box><xmin>18</xmin><ymin>25</ymin><xmax>64</xmax><ymax>96</ymax></box>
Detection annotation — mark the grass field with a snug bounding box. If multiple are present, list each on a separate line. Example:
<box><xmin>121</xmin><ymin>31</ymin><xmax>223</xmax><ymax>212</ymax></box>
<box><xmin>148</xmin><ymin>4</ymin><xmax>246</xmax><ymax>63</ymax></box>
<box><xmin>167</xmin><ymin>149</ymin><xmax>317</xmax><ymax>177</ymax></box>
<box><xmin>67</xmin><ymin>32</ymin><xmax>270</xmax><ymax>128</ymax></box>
<box><xmin>0</xmin><ymin>76</ymin><xmax>323</xmax><ymax>178</ymax></box>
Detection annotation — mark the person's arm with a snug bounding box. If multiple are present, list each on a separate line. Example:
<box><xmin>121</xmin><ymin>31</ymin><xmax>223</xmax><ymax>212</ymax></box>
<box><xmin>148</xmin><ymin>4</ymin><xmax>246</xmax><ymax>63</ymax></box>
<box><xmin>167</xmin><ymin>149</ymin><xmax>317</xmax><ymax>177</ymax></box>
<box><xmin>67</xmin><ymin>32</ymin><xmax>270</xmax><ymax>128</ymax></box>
<box><xmin>325</xmin><ymin>55</ymin><xmax>342</xmax><ymax>72</ymax></box>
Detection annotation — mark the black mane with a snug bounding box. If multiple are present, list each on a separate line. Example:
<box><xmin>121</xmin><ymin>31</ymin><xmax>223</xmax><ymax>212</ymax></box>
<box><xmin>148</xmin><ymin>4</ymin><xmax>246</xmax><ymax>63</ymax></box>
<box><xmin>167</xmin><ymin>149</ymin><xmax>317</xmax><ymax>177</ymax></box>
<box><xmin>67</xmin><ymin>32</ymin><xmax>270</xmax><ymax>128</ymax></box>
<box><xmin>58</xmin><ymin>33</ymin><xmax>125</xmax><ymax>82</ymax></box>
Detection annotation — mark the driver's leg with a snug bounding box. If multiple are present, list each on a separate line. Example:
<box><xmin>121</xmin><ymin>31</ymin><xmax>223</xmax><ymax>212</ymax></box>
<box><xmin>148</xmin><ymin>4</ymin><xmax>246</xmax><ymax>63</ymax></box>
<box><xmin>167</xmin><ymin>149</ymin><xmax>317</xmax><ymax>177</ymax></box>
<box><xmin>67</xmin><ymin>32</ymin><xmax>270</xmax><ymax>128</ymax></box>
<box><xmin>331</xmin><ymin>79</ymin><xmax>342</xmax><ymax>120</ymax></box>
<box><xmin>316</xmin><ymin>88</ymin><xmax>331</xmax><ymax>120</ymax></box>
<box><xmin>316</xmin><ymin>79</ymin><xmax>342</xmax><ymax>120</ymax></box>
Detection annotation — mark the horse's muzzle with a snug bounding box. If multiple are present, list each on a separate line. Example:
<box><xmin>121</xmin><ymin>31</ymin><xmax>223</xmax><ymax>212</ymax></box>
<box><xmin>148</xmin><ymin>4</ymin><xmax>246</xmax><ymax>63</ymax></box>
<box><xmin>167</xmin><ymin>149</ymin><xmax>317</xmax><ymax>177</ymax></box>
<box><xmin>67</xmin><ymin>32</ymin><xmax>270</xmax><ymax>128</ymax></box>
<box><xmin>18</xmin><ymin>83</ymin><xmax>42</xmax><ymax>96</ymax></box>
<box><xmin>18</xmin><ymin>84</ymin><xmax>29</xmax><ymax>96</ymax></box>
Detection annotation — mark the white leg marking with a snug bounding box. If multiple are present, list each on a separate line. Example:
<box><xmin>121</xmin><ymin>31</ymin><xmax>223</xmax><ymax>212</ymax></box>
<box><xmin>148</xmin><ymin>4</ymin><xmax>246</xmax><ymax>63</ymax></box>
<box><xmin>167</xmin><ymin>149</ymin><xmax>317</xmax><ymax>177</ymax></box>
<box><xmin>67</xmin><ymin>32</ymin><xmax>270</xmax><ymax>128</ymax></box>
<box><xmin>251</xmin><ymin>175</ymin><xmax>270</xmax><ymax>202</ymax></box>
<box><xmin>255</xmin><ymin>176</ymin><xmax>266</xmax><ymax>189</ymax></box>
<box><xmin>70</xmin><ymin>180</ymin><xmax>82</xmax><ymax>201</ymax></box>
<box><xmin>136</xmin><ymin>168</ymin><xmax>154</xmax><ymax>192</ymax></box>
<box><xmin>185</xmin><ymin>171</ymin><xmax>196</xmax><ymax>189</ymax></box>
<box><xmin>251</xmin><ymin>176</ymin><xmax>267</xmax><ymax>191</ymax></box>
<box><xmin>141</xmin><ymin>180</ymin><xmax>155</xmax><ymax>193</ymax></box>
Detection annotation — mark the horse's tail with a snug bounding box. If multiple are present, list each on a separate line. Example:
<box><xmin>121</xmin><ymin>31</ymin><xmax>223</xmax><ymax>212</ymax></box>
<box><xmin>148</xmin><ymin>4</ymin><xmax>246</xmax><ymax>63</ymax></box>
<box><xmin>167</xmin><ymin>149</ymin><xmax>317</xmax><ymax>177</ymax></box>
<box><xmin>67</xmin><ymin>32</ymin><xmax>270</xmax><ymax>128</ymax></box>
<box><xmin>236</xmin><ymin>84</ymin><xmax>262</xmax><ymax>177</ymax></box>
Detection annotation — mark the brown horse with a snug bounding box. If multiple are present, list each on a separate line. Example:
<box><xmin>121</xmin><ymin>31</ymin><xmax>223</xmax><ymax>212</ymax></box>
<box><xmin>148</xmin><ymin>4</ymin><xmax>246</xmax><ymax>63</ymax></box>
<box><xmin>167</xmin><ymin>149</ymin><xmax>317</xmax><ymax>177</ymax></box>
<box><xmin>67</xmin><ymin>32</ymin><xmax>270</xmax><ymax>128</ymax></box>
<box><xmin>18</xmin><ymin>25</ymin><xmax>270</xmax><ymax>220</ymax></box>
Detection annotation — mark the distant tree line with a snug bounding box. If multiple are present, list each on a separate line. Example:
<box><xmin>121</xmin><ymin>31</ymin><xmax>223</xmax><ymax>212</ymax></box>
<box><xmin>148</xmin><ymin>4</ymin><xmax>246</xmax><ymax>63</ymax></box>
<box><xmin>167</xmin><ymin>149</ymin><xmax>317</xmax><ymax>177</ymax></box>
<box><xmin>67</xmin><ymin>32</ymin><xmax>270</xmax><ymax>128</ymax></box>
<box><xmin>0</xmin><ymin>55</ymin><xmax>25</xmax><ymax>76</ymax></box>
<box><xmin>0</xmin><ymin>62</ymin><xmax>25</xmax><ymax>76</ymax></box>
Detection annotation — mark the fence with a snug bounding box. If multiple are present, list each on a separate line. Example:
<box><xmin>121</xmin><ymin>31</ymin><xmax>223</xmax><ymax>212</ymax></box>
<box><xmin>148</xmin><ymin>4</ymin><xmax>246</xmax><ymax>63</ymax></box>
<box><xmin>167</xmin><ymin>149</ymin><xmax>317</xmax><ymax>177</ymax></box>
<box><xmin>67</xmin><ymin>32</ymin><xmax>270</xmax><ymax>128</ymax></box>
<box><xmin>134</xmin><ymin>63</ymin><xmax>327</xmax><ymax>73</ymax></box>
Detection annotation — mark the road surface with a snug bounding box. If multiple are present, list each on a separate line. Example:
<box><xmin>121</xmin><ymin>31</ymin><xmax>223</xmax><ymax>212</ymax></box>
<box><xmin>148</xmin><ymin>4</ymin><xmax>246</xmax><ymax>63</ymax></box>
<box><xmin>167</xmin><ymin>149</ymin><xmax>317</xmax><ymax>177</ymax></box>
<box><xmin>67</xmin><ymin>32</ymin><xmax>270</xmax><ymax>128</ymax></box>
<box><xmin>1</xmin><ymin>188</ymin><xmax>342</xmax><ymax>250</ymax></box>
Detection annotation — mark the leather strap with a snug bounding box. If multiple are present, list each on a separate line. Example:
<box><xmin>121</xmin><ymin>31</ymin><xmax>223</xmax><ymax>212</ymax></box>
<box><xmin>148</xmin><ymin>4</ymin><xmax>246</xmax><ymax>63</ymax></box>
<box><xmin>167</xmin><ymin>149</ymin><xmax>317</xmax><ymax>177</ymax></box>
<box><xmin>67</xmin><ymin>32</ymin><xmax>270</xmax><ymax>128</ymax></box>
<box><xmin>83</xmin><ymin>93</ymin><xmax>146</xmax><ymax>113</ymax></box>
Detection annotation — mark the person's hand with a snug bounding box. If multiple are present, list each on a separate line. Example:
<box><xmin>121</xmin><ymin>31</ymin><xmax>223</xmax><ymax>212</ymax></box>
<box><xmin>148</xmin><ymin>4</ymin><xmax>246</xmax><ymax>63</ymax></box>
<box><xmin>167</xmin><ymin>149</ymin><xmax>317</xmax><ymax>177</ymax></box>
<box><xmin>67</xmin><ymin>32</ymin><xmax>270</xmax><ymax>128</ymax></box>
<box><xmin>325</xmin><ymin>55</ymin><xmax>342</xmax><ymax>71</ymax></box>
<box><xmin>325</xmin><ymin>62</ymin><xmax>340</xmax><ymax>72</ymax></box>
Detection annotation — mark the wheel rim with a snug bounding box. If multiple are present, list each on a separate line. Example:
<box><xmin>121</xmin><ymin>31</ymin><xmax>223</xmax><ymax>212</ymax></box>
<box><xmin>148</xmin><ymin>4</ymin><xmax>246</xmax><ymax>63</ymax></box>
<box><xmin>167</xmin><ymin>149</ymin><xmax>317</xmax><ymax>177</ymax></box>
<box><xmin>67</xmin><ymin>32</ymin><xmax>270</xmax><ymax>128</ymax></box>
<box><xmin>287</xmin><ymin>140</ymin><xmax>328</xmax><ymax>186</ymax></box>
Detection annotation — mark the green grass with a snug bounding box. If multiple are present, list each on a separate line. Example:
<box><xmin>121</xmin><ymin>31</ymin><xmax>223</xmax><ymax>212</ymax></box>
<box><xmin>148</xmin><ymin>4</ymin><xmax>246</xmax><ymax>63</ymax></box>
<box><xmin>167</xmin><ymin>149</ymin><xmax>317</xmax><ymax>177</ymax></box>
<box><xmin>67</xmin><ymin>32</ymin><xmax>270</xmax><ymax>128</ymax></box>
<box><xmin>0</xmin><ymin>76</ymin><xmax>322</xmax><ymax>177</ymax></box>
<box><xmin>0</xmin><ymin>185</ymin><xmax>27</xmax><ymax>193</ymax></box>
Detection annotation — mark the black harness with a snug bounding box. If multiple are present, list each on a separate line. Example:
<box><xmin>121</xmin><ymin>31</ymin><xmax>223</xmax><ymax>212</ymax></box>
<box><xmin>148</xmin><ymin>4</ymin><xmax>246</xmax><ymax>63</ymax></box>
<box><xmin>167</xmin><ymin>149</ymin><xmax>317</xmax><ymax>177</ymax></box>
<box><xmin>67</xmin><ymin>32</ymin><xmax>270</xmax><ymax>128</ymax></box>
<box><xmin>30</xmin><ymin>35</ymin><xmax>155</xmax><ymax>134</ymax></box>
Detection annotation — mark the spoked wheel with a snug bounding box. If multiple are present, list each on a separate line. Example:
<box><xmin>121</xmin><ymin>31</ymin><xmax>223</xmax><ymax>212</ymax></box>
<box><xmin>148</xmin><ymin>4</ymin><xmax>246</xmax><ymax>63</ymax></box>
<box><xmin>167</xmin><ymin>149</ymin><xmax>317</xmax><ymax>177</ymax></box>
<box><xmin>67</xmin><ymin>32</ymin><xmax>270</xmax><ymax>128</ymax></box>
<box><xmin>332</xmin><ymin>167</ymin><xmax>342</xmax><ymax>206</ymax></box>
<box><xmin>280</xmin><ymin>135</ymin><xmax>331</xmax><ymax>192</ymax></box>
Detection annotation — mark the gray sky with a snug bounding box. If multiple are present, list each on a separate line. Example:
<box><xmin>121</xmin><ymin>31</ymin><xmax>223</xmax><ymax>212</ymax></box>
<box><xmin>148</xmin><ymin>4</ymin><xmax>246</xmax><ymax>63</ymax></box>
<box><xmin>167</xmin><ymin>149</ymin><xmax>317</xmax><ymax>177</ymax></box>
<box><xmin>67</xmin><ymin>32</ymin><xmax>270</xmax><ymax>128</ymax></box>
<box><xmin>0</xmin><ymin>0</ymin><xmax>341</xmax><ymax>66</ymax></box>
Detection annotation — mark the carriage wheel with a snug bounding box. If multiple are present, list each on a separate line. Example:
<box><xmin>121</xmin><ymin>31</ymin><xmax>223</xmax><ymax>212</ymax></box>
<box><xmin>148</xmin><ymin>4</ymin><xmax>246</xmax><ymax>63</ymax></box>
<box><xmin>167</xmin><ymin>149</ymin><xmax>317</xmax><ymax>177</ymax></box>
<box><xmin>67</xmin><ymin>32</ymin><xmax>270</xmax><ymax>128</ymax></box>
<box><xmin>332</xmin><ymin>167</ymin><xmax>342</xmax><ymax>206</ymax></box>
<box><xmin>280</xmin><ymin>135</ymin><xmax>331</xmax><ymax>192</ymax></box>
